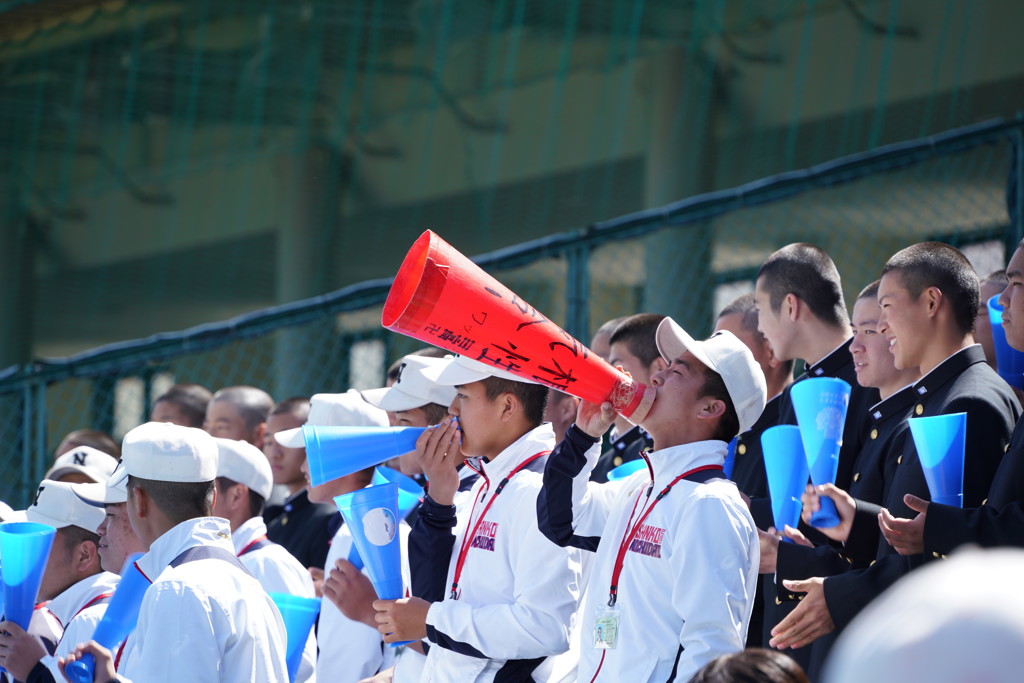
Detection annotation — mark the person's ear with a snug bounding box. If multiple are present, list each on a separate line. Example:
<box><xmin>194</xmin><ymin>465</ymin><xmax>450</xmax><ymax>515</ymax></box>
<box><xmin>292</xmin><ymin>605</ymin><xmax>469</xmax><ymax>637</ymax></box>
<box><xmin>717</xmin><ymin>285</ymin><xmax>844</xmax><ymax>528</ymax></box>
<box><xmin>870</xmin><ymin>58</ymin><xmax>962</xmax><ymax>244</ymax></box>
<box><xmin>498</xmin><ymin>393</ymin><xmax>517</xmax><ymax>423</ymax></box>
<box><xmin>923</xmin><ymin>286</ymin><xmax>943</xmax><ymax>318</ymax></box>
<box><xmin>73</xmin><ymin>539</ymin><xmax>99</xmax><ymax>572</ymax></box>
<box><xmin>130</xmin><ymin>485</ymin><xmax>149</xmax><ymax>519</ymax></box>
<box><xmin>695</xmin><ymin>397</ymin><xmax>727</xmax><ymax>423</ymax></box>
<box><xmin>253</xmin><ymin>423</ymin><xmax>268</xmax><ymax>450</ymax></box>
<box><xmin>784</xmin><ymin>293</ymin><xmax>800</xmax><ymax>322</ymax></box>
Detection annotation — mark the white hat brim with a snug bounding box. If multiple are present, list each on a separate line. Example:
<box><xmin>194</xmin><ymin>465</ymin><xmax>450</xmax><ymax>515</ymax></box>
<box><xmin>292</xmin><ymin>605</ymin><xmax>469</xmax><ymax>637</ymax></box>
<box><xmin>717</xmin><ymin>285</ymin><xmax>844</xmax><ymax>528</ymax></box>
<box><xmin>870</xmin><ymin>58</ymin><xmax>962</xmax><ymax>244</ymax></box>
<box><xmin>274</xmin><ymin>427</ymin><xmax>305</xmax><ymax>449</ymax></box>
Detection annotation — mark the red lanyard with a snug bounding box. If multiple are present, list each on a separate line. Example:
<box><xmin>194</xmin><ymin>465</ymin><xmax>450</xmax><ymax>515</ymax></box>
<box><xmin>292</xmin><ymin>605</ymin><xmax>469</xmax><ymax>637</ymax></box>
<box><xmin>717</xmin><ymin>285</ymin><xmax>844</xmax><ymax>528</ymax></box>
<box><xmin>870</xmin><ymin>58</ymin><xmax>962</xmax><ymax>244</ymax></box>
<box><xmin>449</xmin><ymin>450</ymin><xmax>550</xmax><ymax>600</ymax></box>
<box><xmin>607</xmin><ymin>464</ymin><xmax>723</xmax><ymax>607</ymax></box>
<box><xmin>236</xmin><ymin>534</ymin><xmax>268</xmax><ymax>557</ymax></box>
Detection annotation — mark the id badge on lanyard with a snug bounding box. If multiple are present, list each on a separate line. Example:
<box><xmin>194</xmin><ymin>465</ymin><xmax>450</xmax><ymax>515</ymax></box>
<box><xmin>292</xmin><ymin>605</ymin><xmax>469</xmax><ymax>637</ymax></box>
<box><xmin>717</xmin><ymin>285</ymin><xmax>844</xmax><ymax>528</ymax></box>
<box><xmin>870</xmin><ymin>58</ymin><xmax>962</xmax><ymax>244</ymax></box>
<box><xmin>594</xmin><ymin>608</ymin><xmax>620</xmax><ymax>649</ymax></box>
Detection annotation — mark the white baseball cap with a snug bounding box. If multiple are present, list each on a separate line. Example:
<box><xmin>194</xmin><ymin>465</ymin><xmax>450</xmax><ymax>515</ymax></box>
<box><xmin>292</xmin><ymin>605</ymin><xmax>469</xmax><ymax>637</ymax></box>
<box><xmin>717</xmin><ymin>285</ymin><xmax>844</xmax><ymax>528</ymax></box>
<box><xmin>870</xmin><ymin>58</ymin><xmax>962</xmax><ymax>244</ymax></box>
<box><xmin>25</xmin><ymin>479</ymin><xmax>106</xmax><ymax>532</ymax></box>
<box><xmin>72</xmin><ymin>462</ymin><xmax>129</xmax><ymax>507</ymax></box>
<box><xmin>45</xmin><ymin>446</ymin><xmax>118</xmax><ymax>484</ymax></box>
<box><xmin>366</xmin><ymin>356</ymin><xmax>457</xmax><ymax>412</ymax></box>
<box><xmin>275</xmin><ymin>390</ymin><xmax>390</xmax><ymax>448</ymax></box>
<box><xmin>825</xmin><ymin>548</ymin><xmax>1024</xmax><ymax>683</ymax></box>
<box><xmin>215</xmin><ymin>438</ymin><xmax>274</xmax><ymax>501</ymax></box>
<box><xmin>422</xmin><ymin>354</ymin><xmax>540</xmax><ymax>387</ymax></box>
<box><xmin>0</xmin><ymin>500</ymin><xmax>26</xmax><ymax>523</ymax></box>
<box><xmin>110</xmin><ymin>422</ymin><xmax>219</xmax><ymax>487</ymax></box>
<box><xmin>656</xmin><ymin>318</ymin><xmax>767</xmax><ymax>434</ymax></box>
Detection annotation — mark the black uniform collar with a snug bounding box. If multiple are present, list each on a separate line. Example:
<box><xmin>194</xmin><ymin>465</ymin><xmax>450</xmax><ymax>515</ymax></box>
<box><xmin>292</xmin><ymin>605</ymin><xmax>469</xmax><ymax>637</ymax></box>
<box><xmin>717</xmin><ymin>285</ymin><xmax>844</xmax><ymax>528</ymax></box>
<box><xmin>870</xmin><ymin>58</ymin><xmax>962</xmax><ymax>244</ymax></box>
<box><xmin>869</xmin><ymin>383</ymin><xmax>917</xmax><ymax>423</ymax></box>
<box><xmin>803</xmin><ymin>337</ymin><xmax>854</xmax><ymax>379</ymax></box>
<box><xmin>912</xmin><ymin>345</ymin><xmax>987</xmax><ymax>401</ymax></box>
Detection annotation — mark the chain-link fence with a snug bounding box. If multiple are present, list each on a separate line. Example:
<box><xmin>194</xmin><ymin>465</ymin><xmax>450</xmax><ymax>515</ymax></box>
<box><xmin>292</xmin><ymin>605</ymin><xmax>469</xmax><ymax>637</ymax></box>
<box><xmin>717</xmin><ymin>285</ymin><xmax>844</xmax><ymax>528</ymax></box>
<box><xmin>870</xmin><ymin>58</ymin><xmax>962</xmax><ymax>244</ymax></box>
<box><xmin>1</xmin><ymin>116</ymin><xmax>1019</xmax><ymax>507</ymax></box>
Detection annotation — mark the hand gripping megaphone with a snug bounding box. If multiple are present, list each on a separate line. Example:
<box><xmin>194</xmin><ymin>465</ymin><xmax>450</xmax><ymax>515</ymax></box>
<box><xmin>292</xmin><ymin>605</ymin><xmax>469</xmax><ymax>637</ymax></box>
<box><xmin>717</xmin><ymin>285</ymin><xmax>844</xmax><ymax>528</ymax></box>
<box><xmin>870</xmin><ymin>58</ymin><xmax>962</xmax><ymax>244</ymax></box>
<box><xmin>381</xmin><ymin>230</ymin><xmax>655</xmax><ymax>424</ymax></box>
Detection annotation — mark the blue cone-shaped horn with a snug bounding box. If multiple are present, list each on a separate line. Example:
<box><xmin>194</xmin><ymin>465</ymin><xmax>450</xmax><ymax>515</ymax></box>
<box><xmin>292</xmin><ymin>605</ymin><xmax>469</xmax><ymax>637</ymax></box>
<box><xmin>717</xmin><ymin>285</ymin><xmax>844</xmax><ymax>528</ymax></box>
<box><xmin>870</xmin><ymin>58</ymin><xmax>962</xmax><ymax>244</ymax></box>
<box><xmin>789</xmin><ymin>377</ymin><xmax>851</xmax><ymax>528</ymax></box>
<box><xmin>908</xmin><ymin>412</ymin><xmax>966</xmax><ymax>507</ymax></box>
<box><xmin>0</xmin><ymin>522</ymin><xmax>56</xmax><ymax>629</ymax></box>
<box><xmin>334</xmin><ymin>483</ymin><xmax>409</xmax><ymax>647</ymax></box>
<box><xmin>304</xmin><ymin>426</ymin><xmax>426</xmax><ymax>487</ymax></box>
<box><xmin>761</xmin><ymin>426</ymin><xmax>810</xmax><ymax>537</ymax></box>
<box><xmin>988</xmin><ymin>295</ymin><xmax>1024</xmax><ymax>389</ymax></box>
<box><xmin>269</xmin><ymin>593</ymin><xmax>321</xmax><ymax>683</ymax></box>
<box><xmin>372</xmin><ymin>467</ymin><xmax>424</xmax><ymax>520</ymax></box>
<box><xmin>64</xmin><ymin>553</ymin><xmax>148</xmax><ymax>683</ymax></box>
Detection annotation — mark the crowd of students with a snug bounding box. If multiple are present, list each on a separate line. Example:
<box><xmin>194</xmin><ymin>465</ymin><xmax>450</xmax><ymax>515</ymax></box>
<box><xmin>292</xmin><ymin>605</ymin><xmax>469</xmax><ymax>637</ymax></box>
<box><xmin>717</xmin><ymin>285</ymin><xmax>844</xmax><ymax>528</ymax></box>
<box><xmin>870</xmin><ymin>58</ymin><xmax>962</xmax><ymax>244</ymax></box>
<box><xmin>0</xmin><ymin>238</ymin><xmax>1022</xmax><ymax>682</ymax></box>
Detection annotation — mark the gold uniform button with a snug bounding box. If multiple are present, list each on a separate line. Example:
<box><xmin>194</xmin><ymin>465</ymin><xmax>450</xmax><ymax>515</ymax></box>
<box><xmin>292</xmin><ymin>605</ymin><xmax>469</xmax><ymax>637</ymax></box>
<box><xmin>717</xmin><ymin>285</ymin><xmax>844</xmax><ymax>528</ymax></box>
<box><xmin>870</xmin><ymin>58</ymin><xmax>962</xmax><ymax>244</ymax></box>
<box><xmin>613</xmin><ymin>456</ymin><xmax>623</xmax><ymax>467</ymax></box>
<box><xmin>775</xmin><ymin>597</ymin><xmax>782</xmax><ymax>605</ymax></box>
<box><xmin>932</xmin><ymin>551</ymin><xmax>940</xmax><ymax>559</ymax></box>
<box><xmin>897</xmin><ymin>455</ymin><xmax>903</xmax><ymax>465</ymax></box>
<box><xmin>738</xmin><ymin>444</ymin><xmax>747</xmax><ymax>455</ymax></box>
<box><xmin>853</xmin><ymin>473</ymin><xmax>861</xmax><ymax>482</ymax></box>
<box><xmin>982</xmin><ymin>498</ymin><xmax>989</xmax><ymax>506</ymax></box>
<box><xmin>870</xmin><ymin>428</ymin><xmax>878</xmax><ymax>440</ymax></box>
<box><xmin>915</xmin><ymin>404</ymin><xmax>924</xmax><ymax>415</ymax></box>
<box><xmin>1005</xmin><ymin>443</ymin><xmax>1011</xmax><ymax>453</ymax></box>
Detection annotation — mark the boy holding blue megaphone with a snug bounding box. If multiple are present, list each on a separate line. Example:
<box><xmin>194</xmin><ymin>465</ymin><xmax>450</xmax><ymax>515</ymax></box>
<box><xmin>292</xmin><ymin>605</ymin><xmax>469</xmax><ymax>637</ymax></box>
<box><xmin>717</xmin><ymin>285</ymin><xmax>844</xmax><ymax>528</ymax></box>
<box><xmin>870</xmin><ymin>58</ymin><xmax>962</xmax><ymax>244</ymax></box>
<box><xmin>211</xmin><ymin>438</ymin><xmax>318</xmax><ymax>683</ymax></box>
<box><xmin>58</xmin><ymin>422</ymin><xmax>289</xmax><ymax>682</ymax></box>
<box><xmin>0</xmin><ymin>480</ymin><xmax>115</xmax><ymax>683</ymax></box>
<box><xmin>371</xmin><ymin>355</ymin><xmax>584</xmax><ymax>683</ymax></box>
<box><xmin>878</xmin><ymin>242</ymin><xmax>1024</xmax><ymax>559</ymax></box>
<box><xmin>768</xmin><ymin>243</ymin><xmax>1021</xmax><ymax>662</ymax></box>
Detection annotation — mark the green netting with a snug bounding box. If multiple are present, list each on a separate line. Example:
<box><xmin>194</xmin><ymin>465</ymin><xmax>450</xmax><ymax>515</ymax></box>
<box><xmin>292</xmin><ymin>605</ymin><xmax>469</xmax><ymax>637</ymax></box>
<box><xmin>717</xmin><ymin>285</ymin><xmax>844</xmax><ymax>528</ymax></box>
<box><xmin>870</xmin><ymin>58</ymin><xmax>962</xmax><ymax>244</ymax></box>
<box><xmin>1</xmin><ymin>116</ymin><xmax>1020</xmax><ymax>506</ymax></box>
<box><xmin>1</xmin><ymin>0</ymin><xmax>1024</xmax><ymax>505</ymax></box>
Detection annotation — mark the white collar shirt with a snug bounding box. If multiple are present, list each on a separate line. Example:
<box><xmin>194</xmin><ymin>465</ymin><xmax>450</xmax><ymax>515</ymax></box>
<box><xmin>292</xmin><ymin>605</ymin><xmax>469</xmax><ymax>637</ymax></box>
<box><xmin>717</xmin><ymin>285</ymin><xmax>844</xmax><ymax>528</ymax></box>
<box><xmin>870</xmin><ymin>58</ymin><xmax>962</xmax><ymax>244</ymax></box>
<box><xmin>118</xmin><ymin>517</ymin><xmax>289</xmax><ymax>683</ymax></box>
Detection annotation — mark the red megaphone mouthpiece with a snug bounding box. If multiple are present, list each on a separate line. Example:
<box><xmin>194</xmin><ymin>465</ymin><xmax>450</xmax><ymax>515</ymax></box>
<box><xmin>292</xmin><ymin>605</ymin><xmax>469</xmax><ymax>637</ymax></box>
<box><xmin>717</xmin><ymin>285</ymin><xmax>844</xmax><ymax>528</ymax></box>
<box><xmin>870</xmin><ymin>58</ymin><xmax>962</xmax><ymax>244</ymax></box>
<box><xmin>381</xmin><ymin>230</ymin><xmax>655</xmax><ymax>424</ymax></box>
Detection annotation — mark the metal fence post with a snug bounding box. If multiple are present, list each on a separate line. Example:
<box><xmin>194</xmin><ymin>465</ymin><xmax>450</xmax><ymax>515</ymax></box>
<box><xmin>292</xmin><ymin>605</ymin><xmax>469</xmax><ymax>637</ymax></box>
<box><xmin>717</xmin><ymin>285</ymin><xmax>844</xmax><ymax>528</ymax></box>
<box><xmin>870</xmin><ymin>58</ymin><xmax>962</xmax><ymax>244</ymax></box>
<box><xmin>566</xmin><ymin>245</ymin><xmax>591</xmax><ymax>342</ymax></box>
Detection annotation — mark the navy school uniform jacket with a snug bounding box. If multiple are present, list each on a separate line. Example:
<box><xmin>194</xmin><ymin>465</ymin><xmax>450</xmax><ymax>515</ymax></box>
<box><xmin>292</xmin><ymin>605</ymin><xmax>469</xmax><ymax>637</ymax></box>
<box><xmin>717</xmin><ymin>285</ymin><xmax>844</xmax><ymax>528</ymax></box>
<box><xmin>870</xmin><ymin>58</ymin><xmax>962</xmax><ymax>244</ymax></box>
<box><xmin>265</xmin><ymin>488</ymin><xmax>337</xmax><ymax>570</ymax></box>
<box><xmin>822</xmin><ymin>345</ymin><xmax>1020</xmax><ymax>631</ymax></box>
<box><xmin>761</xmin><ymin>339</ymin><xmax>879</xmax><ymax>660</ymax></box>
<box><xmin>924</xmin><ymin>414</ymin><xmax>1024</xmax><ymax>553</ymax></box>
<box><xmin>589</xmin><ymin>425</ymin><xmax>653</xmax><ymax>484</ymax></box>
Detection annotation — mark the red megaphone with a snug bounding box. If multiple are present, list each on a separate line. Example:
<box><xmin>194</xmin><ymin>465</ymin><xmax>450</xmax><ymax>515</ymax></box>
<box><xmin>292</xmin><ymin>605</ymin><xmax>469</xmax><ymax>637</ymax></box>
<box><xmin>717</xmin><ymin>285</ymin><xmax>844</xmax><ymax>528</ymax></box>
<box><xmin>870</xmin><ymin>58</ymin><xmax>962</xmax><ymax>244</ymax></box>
<box><xmin>381</xmin><ymin>230</ymin><xmax>655</xmax><ymax>424</ymax></box>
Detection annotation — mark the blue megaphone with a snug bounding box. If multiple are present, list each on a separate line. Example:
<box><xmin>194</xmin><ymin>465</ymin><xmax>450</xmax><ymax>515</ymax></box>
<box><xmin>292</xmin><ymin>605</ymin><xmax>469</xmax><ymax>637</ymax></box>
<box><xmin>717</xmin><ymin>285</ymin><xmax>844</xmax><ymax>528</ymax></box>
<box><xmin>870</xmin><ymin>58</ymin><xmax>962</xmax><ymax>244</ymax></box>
<box><xmin>0</xmin><ymin>522</ymin><xmax>56</xmax><ymax>629</ymax></box>
<box><xmin>269</xmin><ymin>593</ymin><xmax>321</xmax><ymax>683</ymax></box>
<box><xmin>724</xmin><ymin>437</ymin><xmax>737</xmax><ymax>480</ymax></box>
<box><xmin>908</xmin><ymin>412</ymin><xmax>966</xmax><ymax>507</ymax></box>
<box><xmin>304</xmin><ymin>426</ymin><xmax>426</xmax><ymax>487</ymax></box>
<box><xmin>761</xmin><ymin>425</ymin><xmax>810</xmax><ymax>538</ymax></box>
<box><xmin>606</xmin><ymin>459</ymin><xmax>647</xmax><ymax>482</ymax></box>
<box><xmin>64</xmin><ymin>553</ymin><xmax>148</xmax><ymax>683</ymax></box>
<box><xmin>335</xmin><ymin>482</ymin><xmax>408</xmax><ymax>647</ymax></box>
<box><xmin>988</xmin><ymin>295</ymin><xmax>1024</xmax><ymax>388</ymax></box>
<box><xmin>789</xmin><ymin>377</ymin><xmax>851</xmax><ymax>528</ymax></box>
<box><xmin>372</xmin><ymin>467</ymin><xmax>424</xmax><ymax>520</ymax></box>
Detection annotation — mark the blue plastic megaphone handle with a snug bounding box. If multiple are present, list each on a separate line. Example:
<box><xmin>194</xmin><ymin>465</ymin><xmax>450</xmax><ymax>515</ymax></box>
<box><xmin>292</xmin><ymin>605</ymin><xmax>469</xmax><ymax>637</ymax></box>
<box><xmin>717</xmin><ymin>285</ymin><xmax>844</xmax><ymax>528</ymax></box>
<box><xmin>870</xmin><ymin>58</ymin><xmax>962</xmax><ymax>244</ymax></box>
<box><xmin>809</xmin><ymin>496</ymin><xmax>840</xmax><ymax>528</ymax></box>
<box><xmin>63</xmin><ymin>654</ymin><xmax>97</xmax><ymax>683</ymax></box>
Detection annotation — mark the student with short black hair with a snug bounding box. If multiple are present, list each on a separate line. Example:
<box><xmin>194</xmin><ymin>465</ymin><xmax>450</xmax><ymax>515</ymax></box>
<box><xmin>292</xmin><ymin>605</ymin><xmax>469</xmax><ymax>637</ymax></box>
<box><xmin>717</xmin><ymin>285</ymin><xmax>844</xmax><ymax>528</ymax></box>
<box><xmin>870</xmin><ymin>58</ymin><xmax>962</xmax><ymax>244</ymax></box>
<box><xmin>769</xmin><ymin>242</ymin><xmax>1020</xmax><ymax>655</ymax></box>
<box><xmin>204</xmin><ymin>385</ymin><xmax>274</xmax><ymax>448</ymax></box>
<box><xmin>150</xmin><ymin>383</ymin><xmax>213</xmax><ymax>428</ymax></box>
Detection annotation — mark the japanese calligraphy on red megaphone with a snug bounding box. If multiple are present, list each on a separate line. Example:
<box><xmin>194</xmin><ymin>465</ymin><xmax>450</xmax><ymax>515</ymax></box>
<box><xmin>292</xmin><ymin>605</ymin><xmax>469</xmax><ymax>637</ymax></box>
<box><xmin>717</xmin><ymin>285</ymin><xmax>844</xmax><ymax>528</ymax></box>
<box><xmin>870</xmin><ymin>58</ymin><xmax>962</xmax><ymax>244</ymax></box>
<box><xmin>381</xmin><ymin>230</ymin><xmax>655</xmax><ymax>424</ymax></box>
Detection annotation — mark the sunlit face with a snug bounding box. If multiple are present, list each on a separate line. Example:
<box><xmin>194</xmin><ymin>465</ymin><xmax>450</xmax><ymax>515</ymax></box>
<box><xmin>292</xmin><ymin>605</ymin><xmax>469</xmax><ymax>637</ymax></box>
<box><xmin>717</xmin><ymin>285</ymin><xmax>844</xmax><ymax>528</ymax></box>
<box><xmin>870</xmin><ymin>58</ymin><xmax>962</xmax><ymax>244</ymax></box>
<box><xmin>448</xmin><ymin>381</ymin><xmax>504</xmax><ymax>459</ymax></box>
<box><xmin>641</xmin><ymin>351</ymin><xmax>709</xmax><ymax>444</ymax></box>
<box><xmin>590</xmin><ymin>330</ymin><xmax>613</xmax><ymax>363</ymax></box>
<box><xmin>97</xmin><ymin>502</ymin><xmax>146</xmax><ymax>574</ymax></box>
<box><xmin>150</xmin><ymin>400</ymin><xmax>192</xmax><ymax>427</ymax></box>
<box><xmin>754</xmin><ymin>277</ymin><xmax>794</xmax><ymax>362</ymax></box>
<box><xmin>850</xmin><ymin>297</ymin><xmax>900</xmax><ymax>390</ymax></box>
<box><xmin>395</xmin><ymin>408</ymin><xmax>431</xmax><ymax>475</ymax></box>
<box><xmin>877</xmin><ymin>272</ymin><xmax>931</xmax><ymax>370</ymax></box>
<box><xmin>975</xmin><ymin>279</ymin><xmax>1006</xmax><ymax>369</ymax></box>
<box><xmin>204</xmin><ymin>400</ymin><xmax>255</xmax><ymax>442</ymax></box>
<box><xmin>263</xmin><ymin>412</ymin><xmax>307</xmax><ymax>491</ymax></box>
<box><xmin>998</xmin><ymin>248</ymin><xmax>1024</xmax><ymax>352</ymax></box>
<box><xmin>39</xmin><ymin>529</ymin><xmax>77</xmax><ymax>601</ymax></box>
<box><xmin>609</xmin><ymin>341</ymin><xmax>654</xmax><ymax>385</ymax></box>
